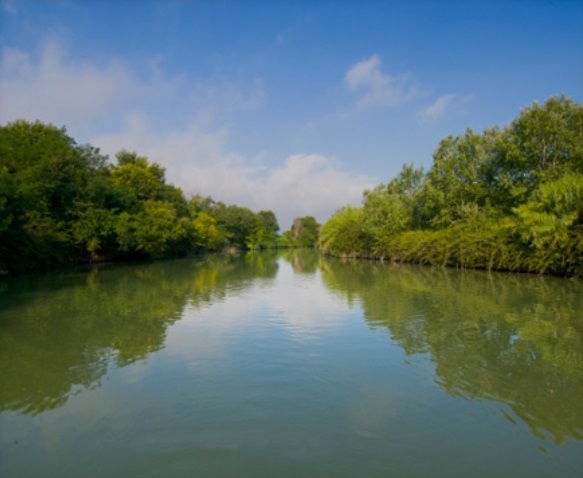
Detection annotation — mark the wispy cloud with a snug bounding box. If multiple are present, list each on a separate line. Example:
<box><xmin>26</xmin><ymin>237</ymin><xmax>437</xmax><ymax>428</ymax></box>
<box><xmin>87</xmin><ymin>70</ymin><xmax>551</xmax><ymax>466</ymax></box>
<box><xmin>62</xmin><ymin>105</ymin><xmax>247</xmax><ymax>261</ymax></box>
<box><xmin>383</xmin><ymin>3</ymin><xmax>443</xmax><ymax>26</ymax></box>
<box><xmin>345</xmin><ymin>54</ymin><xmax>423</xmax><ymax>110</ymax></box>
<box><xmin>0</xmin><ymin>42</ymin><xmax>136</xmax><ymax>131</ymax></box>
<box><xmin>0</xmin><ymin>42</ymin><xmax>264</xmax><ymax>135</ymax></box>
<box><xmin>418</xmin><ymin>93</ymin><xmax>473</xmax><ymax>123</ymax></box>
<box><xmin>273</xmin><ymin>15</ymin><xmax>312</xmax><ymax>48</ymax></box>
<box><xmin>418</xmin><ymin>94</ymin><xmax>456</xmax><ymax>123</ymax></box>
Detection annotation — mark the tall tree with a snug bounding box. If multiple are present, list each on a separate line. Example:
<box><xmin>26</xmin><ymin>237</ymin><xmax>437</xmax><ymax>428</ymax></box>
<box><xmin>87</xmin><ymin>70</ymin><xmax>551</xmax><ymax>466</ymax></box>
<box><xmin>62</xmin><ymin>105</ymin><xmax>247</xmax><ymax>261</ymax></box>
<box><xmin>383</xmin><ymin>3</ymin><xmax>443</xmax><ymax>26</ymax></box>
<box><xmin>290</xmin><ymin>216</ymin><xmax>320</xmax><ymax>248</ymax></box>
<box><xmin>0</xmin><ymin>120</ymin><xmax>103</xmax><ymax>272</ymax></box>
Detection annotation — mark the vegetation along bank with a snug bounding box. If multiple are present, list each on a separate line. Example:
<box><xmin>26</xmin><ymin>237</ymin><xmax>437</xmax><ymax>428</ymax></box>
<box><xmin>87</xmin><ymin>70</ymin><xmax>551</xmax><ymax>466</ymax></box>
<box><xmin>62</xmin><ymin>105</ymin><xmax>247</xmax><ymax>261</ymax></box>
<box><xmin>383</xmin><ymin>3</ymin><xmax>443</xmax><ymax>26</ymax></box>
<box><xmin>1</xmin><ymin>95</ymin><xmax>581</xmax><ymax>277</ymax></box>
<box><xmin>319</xmin><ymin>95</ymin><xmax>583</xmax><ymax>278</ymax></box>
<box><xmin>0</xmin><ymin>120</ymin><xmax>323</xmax><ymax>276</ymax></box>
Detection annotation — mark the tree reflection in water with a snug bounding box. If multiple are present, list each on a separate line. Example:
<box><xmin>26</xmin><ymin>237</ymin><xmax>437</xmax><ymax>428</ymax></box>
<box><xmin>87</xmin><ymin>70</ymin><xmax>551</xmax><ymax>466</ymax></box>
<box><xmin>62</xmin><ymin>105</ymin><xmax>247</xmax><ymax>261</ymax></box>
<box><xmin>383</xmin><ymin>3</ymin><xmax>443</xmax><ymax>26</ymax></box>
<box><xmin>320</xmin><ymin>257</ymin><xmax>583</xmax><ymax>444</ymax></box>
<box><xmin>2</xmin><ymin>251</ymin><xmax>581</xmax><ymax>446</ymax></box>
<box><xmin>0</xmin><ymin>253</ymin><xmax>279</xmax><ymax>416</ymax></box>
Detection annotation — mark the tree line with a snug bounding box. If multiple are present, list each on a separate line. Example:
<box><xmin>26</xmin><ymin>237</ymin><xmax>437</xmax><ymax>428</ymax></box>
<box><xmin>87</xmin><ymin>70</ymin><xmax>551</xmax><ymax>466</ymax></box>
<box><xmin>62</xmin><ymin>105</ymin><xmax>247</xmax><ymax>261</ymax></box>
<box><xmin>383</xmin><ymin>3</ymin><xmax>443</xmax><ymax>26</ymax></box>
<box><xmin>4</xmin><ymin>95</ymin><xmax>578</xmax><ymax>278</ymax></box>
<box><xmin>0</xmin><ymin>120</ymin><xmax>320</xmax><ymax>276</ymax></box>
<box><xmin>319</xmin><ymin>95</ymin><xmax>583</xmax><ymax>278</ymax></box>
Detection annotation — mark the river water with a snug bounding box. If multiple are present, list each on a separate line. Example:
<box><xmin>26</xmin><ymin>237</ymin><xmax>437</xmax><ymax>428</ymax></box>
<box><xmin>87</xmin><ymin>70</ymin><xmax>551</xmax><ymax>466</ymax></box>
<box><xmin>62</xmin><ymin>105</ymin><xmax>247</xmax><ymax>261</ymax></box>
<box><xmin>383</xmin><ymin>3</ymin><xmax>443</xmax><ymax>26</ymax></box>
<box><xmin>1</xmin><ymin>250</ymin><xmax>582</xmax><ymax>477</ymax></box>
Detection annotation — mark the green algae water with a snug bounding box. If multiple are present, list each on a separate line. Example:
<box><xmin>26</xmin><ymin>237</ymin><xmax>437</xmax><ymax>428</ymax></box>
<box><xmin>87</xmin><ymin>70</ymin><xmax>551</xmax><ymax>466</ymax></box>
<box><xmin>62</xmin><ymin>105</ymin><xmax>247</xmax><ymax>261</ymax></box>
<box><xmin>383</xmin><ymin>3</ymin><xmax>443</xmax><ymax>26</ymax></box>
<box><xmin>1</xmin><ymin>250</ymin><xmax>582</xmax><ymax>478</ymax></box>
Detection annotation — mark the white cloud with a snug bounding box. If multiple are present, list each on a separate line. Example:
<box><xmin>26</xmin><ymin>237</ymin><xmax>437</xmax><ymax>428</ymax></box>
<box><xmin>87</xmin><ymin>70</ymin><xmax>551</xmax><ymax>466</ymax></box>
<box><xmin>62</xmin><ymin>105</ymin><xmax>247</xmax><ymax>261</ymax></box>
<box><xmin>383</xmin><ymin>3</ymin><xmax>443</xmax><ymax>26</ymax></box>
<box><xmin>0</xmin><ymin>42</ymin><xmax>263</xmax><ymax>136</ymax></box>
<box><xmin>418</xmin><ymin>94</ymin><xmax>456</xmax><ymax>123</ymax></box>
<box><xmin>0</xmin><ymin>42</ymin><xmax>135</xmax><ymax>131</ymax></box>
<box><xmin>345</xmin><ymin>54</ymin><xmax>423</xmax><ymax>110</ymax></box>
<box><xmin>418</xmin><ymin>93</ymin><xmax>473</xmax><ymax>123</ymax></box>
<box><xmin>345</xmin><ymin>54</ymin><xmax>383</xmax><ymax>90</ymax></box>
<box><xmin>260</xmin><ymin>154</ymin><xmax>375</xmax><ymax>227</ymax></box>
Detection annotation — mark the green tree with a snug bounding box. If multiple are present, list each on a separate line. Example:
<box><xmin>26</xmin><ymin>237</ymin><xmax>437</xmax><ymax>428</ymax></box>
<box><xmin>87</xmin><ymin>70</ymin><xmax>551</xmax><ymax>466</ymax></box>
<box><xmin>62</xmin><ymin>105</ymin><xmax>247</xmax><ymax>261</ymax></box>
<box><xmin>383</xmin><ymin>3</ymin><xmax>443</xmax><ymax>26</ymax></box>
<box><xmin>257</xmin><ymin>210</ymin><xmax>280</xmax><ymax>244</ymax></box>
<box><xmin>0</xmin><ymin>120</ymin><xmax>105</xmax><ymax>273</ymax></box>
<box><xmin>212</xmin><ymin>204</ymin><xmax>259</xmax><ymax>249</ymax></box>
<box><xmin>362</xmin><ymin>187</ymin><xmax>409</xmax><ymax>254</ymax></box>
<box><xmin>515</xmin><ymin>173</ymin><xmax>583</xmax><ymax>275</ymax></box>
<box><xmin>115</xmin><ymin>200</ymin><xmax>190</xmax><ymax>258</ymax></box>
<box><xmin>111</xmin><ymin>150</ymin><xmax>168</xmax><ymax>208</ymax></box>
<box><xmin>319</xmin><ymin>207</ymin><xmax>369</xmax><ymax>256</ymax></box>
<box><xmin>290</xmin><ymin>216</ymin><xmax>320</xmax><ymax>248</ymax></box>
<box><xmin>423</xmin><ymin>128</ymin><xmax>498</xmax><ymax>228</ymax></box>
<box><xmin>192</xmin><ymin>211</ymin><xmax>221</xmax><ymax>251</ymax></box>
<box><xmin>360</xmin><ymin>164</ymin><xmax>425</xmax><ymax>255</ymax></box>
<box><xmin>71</xmin><ymin>206</ymin><xmax>119</xmax><ymax>261</ymax></box>
<box><xmin>485</xmin><ymin>95</ymin><xmax>583</xmax><ymax>211</ymax></box>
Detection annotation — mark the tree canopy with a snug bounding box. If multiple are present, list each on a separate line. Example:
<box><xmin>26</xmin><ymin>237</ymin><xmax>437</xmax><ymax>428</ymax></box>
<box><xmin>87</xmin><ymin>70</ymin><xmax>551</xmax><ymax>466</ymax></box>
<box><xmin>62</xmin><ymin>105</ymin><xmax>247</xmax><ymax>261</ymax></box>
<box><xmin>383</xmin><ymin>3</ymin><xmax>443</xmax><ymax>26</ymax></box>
<box><xmin>279</xmin><ymin>216</ymin><xmax>320</xmax><ymax>248</ymax></box>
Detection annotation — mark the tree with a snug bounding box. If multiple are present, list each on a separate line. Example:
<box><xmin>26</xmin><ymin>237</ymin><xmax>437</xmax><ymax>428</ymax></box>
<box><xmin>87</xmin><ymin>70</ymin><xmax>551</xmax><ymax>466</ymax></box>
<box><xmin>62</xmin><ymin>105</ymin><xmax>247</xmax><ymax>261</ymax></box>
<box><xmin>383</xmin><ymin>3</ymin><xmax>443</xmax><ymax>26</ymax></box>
<box><xmin>115</xmin><ymin>200</ymin><xmax>190</xmax><ymax>259</ymax></box>
<box><xmin>290</xmin><ymin>216</ymin><xmax>320</xmax><ymax>248</ymax></box>
<box><xmin>111</xmin><ymin>150</ymin><xmax>168</xmax><ymax>208</ymax></box>
<box><xmin>258</xmin><ymin>211</ymin><xmax>279</xmax><ymax>240</ymax></box>
<box><xmin>71</xmin><ymin>206</ymin><xmax>119</xmax><ymax>262</ymax></box>
<box><xmin>212</xmin><ymin>204</ymin><xmax>259</xmax><ymax>249</ymax></box>
<box><xmin>485</xmin><ymin>95</ymin><xmax>583</xmax><ymax>211</ymax></box>
<box><xmin>319</xmin><ymin>207</ymin><xmax>369</xmax><ymax>256</ymax></box>
<box><xmin>362</xmin><ymin>186</ymin><xmax>410</xmax><ymax>255</ymax></box>
<box><xmin>514</xmin><ymin>173</ymin><xmax>583</xmax><ymax>275</ymax></box>
<box><xmin>360</xmin><ymin>164</ymin><xmax>425</xmax><ymax>253</ymax></box>
<box><xmin>0</xmin><ymin>120</ymin><xmax>104</xmax><ymax>272</ymax></box>
<box><xmin>192</xmin><ymin>211</ymin><xmax>220</xmax><ymax>251</ymax></box>
<box><xmin>423</xmin><ymin>129</ymin><xmax>498</xmax><ymax>227</ymax></box>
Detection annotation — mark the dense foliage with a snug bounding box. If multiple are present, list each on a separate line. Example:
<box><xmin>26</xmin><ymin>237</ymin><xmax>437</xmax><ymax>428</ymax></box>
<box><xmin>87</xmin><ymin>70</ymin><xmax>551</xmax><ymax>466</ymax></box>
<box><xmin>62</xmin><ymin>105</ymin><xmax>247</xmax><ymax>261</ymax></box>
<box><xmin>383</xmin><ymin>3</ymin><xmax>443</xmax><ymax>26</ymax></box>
<box><xmin>279</xmin><ymin>216</ymin><xmax>320</xmax><ymax>248</ymax></box>
<box><xmin>0</xmin><ymin>120</ymin><xmax>280</xmax><ymax>275</ymax></box>
<box><xmin>319</xmin><ymin>96</ymin><xmax>583</xmax><ymax>277</ymax></box>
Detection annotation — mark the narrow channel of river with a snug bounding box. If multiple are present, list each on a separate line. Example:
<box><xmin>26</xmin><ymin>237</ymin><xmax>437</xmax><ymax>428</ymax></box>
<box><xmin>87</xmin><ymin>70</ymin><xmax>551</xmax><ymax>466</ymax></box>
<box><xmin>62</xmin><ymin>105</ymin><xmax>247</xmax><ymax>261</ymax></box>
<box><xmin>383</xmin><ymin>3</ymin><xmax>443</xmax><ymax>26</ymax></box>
<box><xmin>1</xmin><ymin>250</ymin><xmax>582</xmax><ymax>477</ymax></box>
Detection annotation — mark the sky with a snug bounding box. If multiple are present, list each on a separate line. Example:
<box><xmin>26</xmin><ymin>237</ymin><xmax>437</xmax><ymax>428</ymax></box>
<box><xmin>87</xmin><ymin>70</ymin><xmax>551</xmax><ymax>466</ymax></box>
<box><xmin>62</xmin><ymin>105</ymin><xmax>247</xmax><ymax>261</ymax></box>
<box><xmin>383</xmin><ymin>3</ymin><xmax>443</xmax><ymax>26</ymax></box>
<box><xmin>1</xmin><ymin>0</ymin><xmax>582</xmax><ymax>228</ymax></box>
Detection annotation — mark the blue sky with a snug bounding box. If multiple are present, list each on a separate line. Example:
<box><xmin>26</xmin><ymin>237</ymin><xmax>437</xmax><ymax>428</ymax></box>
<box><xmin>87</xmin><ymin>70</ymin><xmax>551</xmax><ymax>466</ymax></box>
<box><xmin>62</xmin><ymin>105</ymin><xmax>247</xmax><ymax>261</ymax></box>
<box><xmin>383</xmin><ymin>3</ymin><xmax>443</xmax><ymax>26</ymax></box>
<box><xmin>1</xmin><ymin>0</ymin><xmax>582</xmax><ymax>227</ymax></box>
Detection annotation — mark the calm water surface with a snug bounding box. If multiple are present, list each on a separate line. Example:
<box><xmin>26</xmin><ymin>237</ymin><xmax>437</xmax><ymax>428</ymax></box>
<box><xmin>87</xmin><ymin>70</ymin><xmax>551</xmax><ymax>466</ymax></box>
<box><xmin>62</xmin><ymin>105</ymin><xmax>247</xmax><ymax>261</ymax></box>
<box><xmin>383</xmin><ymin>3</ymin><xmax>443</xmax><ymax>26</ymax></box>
<box><xmin>1</xmin><ymin>251</ymin><xmax>582</xmax><ymax>477</ymax></box>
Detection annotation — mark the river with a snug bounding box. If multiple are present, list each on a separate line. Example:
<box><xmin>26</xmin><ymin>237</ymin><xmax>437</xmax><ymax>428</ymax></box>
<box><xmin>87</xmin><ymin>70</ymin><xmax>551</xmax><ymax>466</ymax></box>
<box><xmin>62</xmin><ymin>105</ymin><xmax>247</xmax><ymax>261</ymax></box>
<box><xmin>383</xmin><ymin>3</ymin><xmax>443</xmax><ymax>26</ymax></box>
<box><xmin>1</xmin><ymin>250</ymin><xmax>582</xmax><ymax>477</ymax></box>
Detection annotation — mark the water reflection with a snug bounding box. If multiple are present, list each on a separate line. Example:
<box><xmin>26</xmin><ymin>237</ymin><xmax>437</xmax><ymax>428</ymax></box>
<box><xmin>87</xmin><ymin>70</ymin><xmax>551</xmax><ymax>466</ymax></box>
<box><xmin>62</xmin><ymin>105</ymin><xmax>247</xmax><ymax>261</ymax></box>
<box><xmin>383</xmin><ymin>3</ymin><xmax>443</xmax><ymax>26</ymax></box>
<box><xmin>2</xmin><ymin>249</ymin><xmax>582</xmax><ymax>454</ymax></box>
<box><xmin>320</xmin><ymin>257</ymin><xmax>583</xmax><ymax>444</ymax></box>
<box><xmin>0</xmin><ymin>253</ymin><xmax>278</xmax><ymax>416</ymax></box>
<box><xmin>279</xmin><ymin>249</ymin><xmax>319</xmax><ymax>275</ymax></box>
